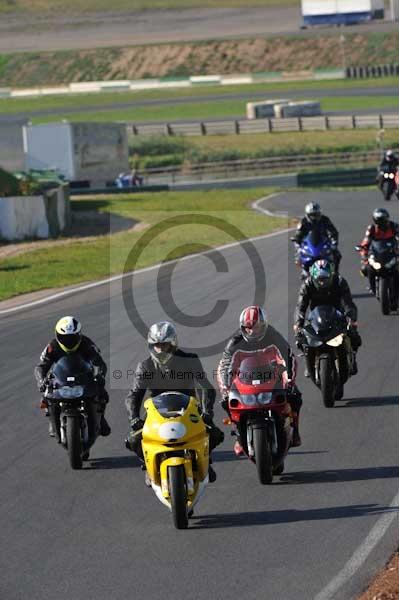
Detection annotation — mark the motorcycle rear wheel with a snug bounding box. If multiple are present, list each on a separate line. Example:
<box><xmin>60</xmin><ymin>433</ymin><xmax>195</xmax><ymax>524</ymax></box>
<box><xmin>320</xmin><ymin>357</ymin><xmax>335</xmax><ymax>408</ymax></box>
<box><xmin>169</xmin><ymin>465</ymin><xmax>188</xmax><ymax>530</ymax></box>
<box><xmin>66</xmin><ymin>416</ymin><xmax>82</xmax><ymax>470</ymax></box>
<box><xmin>253</xmin><ymin>427</ymin><xmax>273</xmax><ymax>485</ymax></box>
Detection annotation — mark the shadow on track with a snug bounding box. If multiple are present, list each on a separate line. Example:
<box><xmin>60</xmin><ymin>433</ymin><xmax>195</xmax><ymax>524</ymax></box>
<box><xmin>86</xmin><ymin>455</ymin><xmax>141</xmax><ymax>469</ymax></box>
<box><xmin>352</xmin><ymin>292</ymin><xmax>373</xmax><ymax>299</ymax></box>
<box><xmin>337</xmin><ymin>396</ymin><xmax>399</xmax><ymax>408</ymax></box>
<box><xmin>278</xmin><ymin>465</ymin><xmax>399</xmax><ymax>485</ymax></box>
<box><xmin>191</xmin><ymin>503</ymin><xmax>399</xmax><ymax>529</ymax></box>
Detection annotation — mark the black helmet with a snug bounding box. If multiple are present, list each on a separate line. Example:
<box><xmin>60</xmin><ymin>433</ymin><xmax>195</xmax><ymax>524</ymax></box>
<box><xmin>305</xmin><ymin>202</ymin><xmax>322</xmax><ymax>223</ymax></box>
<box><xmin>372</xmin><ymin>208</ymin><xmax>389</xmax><ymax>228</ymax></box>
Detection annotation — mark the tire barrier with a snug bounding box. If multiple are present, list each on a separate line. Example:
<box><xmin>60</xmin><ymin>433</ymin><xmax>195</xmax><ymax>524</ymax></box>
<box><xmin>346</xmin><ymin>64</ymin><xmax>399</xmax><ymax>79</ymax></box>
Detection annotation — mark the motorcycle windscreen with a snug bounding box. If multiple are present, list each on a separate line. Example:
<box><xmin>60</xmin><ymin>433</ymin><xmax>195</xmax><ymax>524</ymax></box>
<box><xmin>303</xmin><ymin>229</ymin><xmax>329</xmax><ymax>255</ymax></box>
<box><xmin>370</xmin><ymin>239</ymin><xmax>396</xmax><ymax>261</ymax></box>
<box><xmin>51</xmin><ymin>355</ymin><xmax>94</xmax><ymax>386</ymax></box>
<box><xmin>307</xmin><ymin>305</ymin><xmax>346</xmax><ymax>337</ymax></box>
<box><xmin>152</xmin><ymin>392</ymin><xmax>190</xmax><ymax>418</ymax></box>
<box><xmin>233</xmin><ymin>347</ymin><xmax>287</xmax><ymax>392</ymax></box>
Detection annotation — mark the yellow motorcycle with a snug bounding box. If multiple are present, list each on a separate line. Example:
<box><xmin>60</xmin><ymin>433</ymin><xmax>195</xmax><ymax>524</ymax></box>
<box><xmin>142</xmin><ymin>391</ymin><xmax>210</xmax><ymax>529</ymax></box>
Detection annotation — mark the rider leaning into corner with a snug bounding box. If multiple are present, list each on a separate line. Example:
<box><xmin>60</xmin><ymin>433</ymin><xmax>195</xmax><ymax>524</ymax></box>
<box><xmin>293</xmin><ymin>201</ymin><xmax>341</xmax><ymax>271</ymax></box>
<box><xmin>294</xmin><ymin>260</ymin><xmax>362</xmax><ymax>377</ymax></box>
<box><xmin>217</xmin><ymin>305</ymin><xmax>303</xmax><ymax>452</ymax></box>
<box><xmin>34</xmin><ymin>316</ymin><xmax>111</xmax><ymax>438</ymax></box>
<box><xmin>125</xmin><ymin>321</ymin><xmax>224</xmax><ymax>484</ymax></box>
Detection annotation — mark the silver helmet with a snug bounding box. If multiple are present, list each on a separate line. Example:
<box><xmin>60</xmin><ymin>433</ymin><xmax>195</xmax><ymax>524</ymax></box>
<box><xmin>305</xmin><ymin>202</ymin><xmax>322</xmax><ymax>223</ymax></box>
<box><xmin>148</xmin><ymin>321</ymin><xmax>178</xmax><ymax>365</ymax></box>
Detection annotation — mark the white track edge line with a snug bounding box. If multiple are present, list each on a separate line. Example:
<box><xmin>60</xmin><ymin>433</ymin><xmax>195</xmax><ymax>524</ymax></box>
<box><xmin>314</xmin><ymin>496</ymin><xmax>399</xmax><ymax>600</ymax></box>
<box><xmin>0</xmin><ymin>192</ymin><xmax>290</xmax><ymax>316</ymax></box>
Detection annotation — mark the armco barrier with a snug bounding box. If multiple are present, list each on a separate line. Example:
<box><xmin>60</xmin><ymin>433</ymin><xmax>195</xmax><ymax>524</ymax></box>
<box><xmin>297</xmin><ymin>167</ymin><xmax>376</xmax><ymax>187</ymax></box>
<box><xmin>69</xmin><ymin>184</ymin><xmax>169</xmax><ymax>196</ymax></box>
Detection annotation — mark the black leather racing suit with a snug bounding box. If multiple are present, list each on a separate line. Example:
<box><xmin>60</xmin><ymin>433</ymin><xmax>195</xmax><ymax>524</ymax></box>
<box><xmin>125</xmin><ymin>349</ymin><xmax>223</xmax><ymax>455</ymax></box>
<box><xmin>294</xmin><ymin>274</ymin><xmax>361</xmax><ymax>376</ymax></box>
<box><xmin>217</xmin><ymin>326</ymin><xmax>302</xmax><ymax>437</ymax></box>
<box><xmin>34</xmin><ymin>336</ymin><xmax>109</xmax><ymax>438</ymax></box>
<box><xmin>294</xmin><ymin>215</ymin><xmax>339</xmax><ymax>246</ymax></box>
<box><xmin>35</xmin><ymin>336</ymin><xmax>107</xmax><ymax>387</ymax></box>
<box><xmin>293</xmin><ymin>215</ymin><xmax>341</xmax><ymax>271</ymax></box>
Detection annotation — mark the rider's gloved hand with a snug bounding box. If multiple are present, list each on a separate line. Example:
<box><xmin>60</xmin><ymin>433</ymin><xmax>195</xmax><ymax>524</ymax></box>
<box><xmin>130</xmin><ymin>417</ymin><xmax>144</xmax><ymax>432</ymax></box>
<box><xmin>38</xmin><ymin>380</ymin><xmax>46</xmax><ymax>393</ymax></box>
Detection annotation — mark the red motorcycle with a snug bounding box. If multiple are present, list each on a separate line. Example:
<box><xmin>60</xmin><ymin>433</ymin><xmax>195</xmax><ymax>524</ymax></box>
<box><xmin>225</xmin><ymin>346</ymin><xmax>294</xmax><ymax>484</ymax></box>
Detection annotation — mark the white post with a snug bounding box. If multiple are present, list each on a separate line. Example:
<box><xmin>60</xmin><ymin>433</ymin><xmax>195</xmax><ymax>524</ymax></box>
<box><xmin>391</xmin><ymin>0</ymin><xmax>399</xmax><ymax>20</ymax></box>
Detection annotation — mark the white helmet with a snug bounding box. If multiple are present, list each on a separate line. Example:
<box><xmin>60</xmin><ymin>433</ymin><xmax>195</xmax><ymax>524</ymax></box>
<box><xmin>55</xmin><ymin>316</ymin><xmax>82</xmax><ymax>352</ymax></box>
<box><xmin>148</xmin><ymin>321</ymin><xmax>178</xmax><ymax>365</ymax></box>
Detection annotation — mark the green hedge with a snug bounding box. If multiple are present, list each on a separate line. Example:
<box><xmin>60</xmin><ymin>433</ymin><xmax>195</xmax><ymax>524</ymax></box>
<box><xmin>0</xmin><ymin>167</ymin><xmax>20</xmax><ymax>196</ymax></box>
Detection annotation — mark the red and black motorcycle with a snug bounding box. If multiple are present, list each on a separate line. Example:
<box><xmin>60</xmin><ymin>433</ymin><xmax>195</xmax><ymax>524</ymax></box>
<box><xmin>225</xmin><ymin>346</ymin><xmax>293</xmax><ymax>484</ymax></box>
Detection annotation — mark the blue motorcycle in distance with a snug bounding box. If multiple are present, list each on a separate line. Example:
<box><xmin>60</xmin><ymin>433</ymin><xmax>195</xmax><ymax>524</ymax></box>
<box><xmin>291</xmin><ymin>230</ymin><xmax>338</xmax><ymax>279</ymax></box>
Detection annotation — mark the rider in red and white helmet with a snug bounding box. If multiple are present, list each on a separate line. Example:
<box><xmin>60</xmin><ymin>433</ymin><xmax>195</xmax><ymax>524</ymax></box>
<box><xmin>217</xmin><ymin>305</ymin><xmax>303</xmax><ymax>453</ymax></box>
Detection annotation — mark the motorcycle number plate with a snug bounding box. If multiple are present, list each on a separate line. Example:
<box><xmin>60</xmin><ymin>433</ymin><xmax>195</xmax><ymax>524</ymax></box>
<box><xmin>252</xmin><ymin>380</ymin><xmax>261</xmax><ymax>385</ymax></box>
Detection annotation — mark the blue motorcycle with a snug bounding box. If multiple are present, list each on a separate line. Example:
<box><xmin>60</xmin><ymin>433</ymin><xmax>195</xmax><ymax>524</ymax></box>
<box><xmin>292</xmin><ymin>230</ymin><xmax>338</xmax><ymax>279</ymax></box>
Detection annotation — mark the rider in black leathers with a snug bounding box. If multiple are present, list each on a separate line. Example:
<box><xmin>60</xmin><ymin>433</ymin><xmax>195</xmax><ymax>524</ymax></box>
<box><xmin>125</xmin><ymin>321</ymin><xmax>223</xmax><ymax>482</ymax></box>
<box><xmin>293</xmin><ymin>201</ymin><xmax>341</xmax><ymax>271</ymax></box>
<box><xmin>377</xmin><ymin>149</ymin><xmax>399</xmax><ymax>189</ymax></box>
<box><xmin>34</xmin><ymin>316</ymin><xmax>111</xmax><ymax>438</ymax></box>
<box><xmin>294</xmin><ymin>260</ymin><xmax>361</xmax><ymax>376</ymax></box>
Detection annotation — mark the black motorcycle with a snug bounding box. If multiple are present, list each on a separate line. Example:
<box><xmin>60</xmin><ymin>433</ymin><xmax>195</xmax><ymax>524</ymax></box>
<box><xmin>299</xmin><ymin>305</ymin><xmax>354</xmax><ymax>408</ymax></box>
<box><xmin>45</xmin><ymin>355</ymin><xmax>102</xmax><ymax>469</ymax></box>
<box><xmin>378</xmin><ymin>166</ymin><xmax>399</xmax><ymax>201</ymax></box>
<box><xmin>355</xmin><ymin>239</ymin><xmax>398</xmax><ymax>315</ymax></box>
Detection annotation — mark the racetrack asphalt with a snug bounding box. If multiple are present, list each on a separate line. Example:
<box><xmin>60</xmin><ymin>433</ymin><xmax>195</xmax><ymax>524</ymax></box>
<box><xmin>2</xmin><ymin>190</ymin><xmax>399</xmax><ymax>600</ymax></box>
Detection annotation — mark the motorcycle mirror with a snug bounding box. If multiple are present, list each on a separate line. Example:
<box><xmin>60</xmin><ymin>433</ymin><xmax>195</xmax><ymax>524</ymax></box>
<box><xmin>354</xmin><ymin>245</ymin><xmax>361</xmax><ymax>252</ymax></box>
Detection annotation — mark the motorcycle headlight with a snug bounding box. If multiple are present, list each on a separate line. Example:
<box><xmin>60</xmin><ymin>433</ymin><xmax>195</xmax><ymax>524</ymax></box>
<box><xmin>241</xmin><ymin>394</ymin><xmax>257</xmax><ymax>406</ymax></box>
<box><xmin>385</xmin><ymin>257</ymin><xmax>397</xmax><ymax>268</ymax></box>
<box><xmin>369</xmin><ymin>256</ymin><xmax>381</xmax><ymax>269</ymax></box>
<box><xmin>326</xmin><ymin>334</ymin><xmax>344</xmax><ymax>347</ymax></box>
<box><xmin>257</xmin><ymin>392</ymin><xmax>273</xmax><ymax>405</ymax></box>
<box><xmin>59</xmin><ymin>385</ymin><xmax>84</xmax><ymax>399</ymax></box>
<box><xmin>384</xmin><ymin>173</ymin><xmax>389</xmax><ymax>178</ymax></box>
<box><xmin>389</xmin><ymin>173</ymin><xmax>395</xmax><ymax>179</ymax></box>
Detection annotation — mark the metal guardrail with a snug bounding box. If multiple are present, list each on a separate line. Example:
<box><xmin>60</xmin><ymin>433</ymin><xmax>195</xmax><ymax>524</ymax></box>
<box><xmin>127</xmin><ymin>114</ymin><xmax>399</xmax><ymax>138</ymax></box>
<box><xmin>140</xmin><ymin>150</ymin><xmax>380</xmax><ymax>185</ymax></box>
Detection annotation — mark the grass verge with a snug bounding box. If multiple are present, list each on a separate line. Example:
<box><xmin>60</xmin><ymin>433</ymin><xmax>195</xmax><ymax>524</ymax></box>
<box><xmin>0</xmin><ymin>0</ymin><xmax>295</xmax><ymax>14</ymax></box>
<box><xmin>1</xmin><ymin>77</ymin><xmax>399</xmax><ymax>117</ymax></box>
<box><xmin>0</xmin><ymin>188</ymin><xmax>286</xmax><ymax>301</ymax></box>
<box><xmin>130</xmin><ymin>129</ymin><xmax>398</xmax><ymax>169</ymax></box>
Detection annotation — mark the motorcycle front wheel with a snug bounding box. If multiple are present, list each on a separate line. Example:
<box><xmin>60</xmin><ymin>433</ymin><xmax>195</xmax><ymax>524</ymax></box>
<box><xmin>380</xmin><ymin>277</ymin><xmax>390</xmax><ymax>315</ymax></box>
<box><xmin>320</xmin><ymin>356</ymin><xmax>335</xmax><ymax>408</ymax></box>
<box><xmin>253</xmin><ymin>427</ymin><xmax>273</xmax><ymax>485</ymax></box>
<box><xmin>169</xmin><ymin>465</ymin><xmax>188</xmax><ymax>530</ymax></box>
<box><xmin>66</xmin><ymin>416</ymin><xmax>83</xmax><ymax>470</ymax></box>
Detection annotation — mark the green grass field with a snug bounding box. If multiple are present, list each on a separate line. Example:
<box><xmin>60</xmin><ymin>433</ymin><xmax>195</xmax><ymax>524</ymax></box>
<box><xmin>1</xmin><ymin>77</ymin><xmax>398</xmax><ymax>116</ymax></box>
<box><xmin>0</xmin><ymin>0</ymin><xmax>295</xmax><ymax>13</ymax></box>
<box><xmin>0</xmin><ymin>189</ymin><xmax>286</xmax><ymax>301</ymax></box>
<box><xmin>28</xmin><ymin>95</ymin><xmax>399</xmax><ymax>126</ymax></box>
<box><xmin>129</xmin><ymin>129</ymin><xmax>398</xmax><ymax>169</ymax></box>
